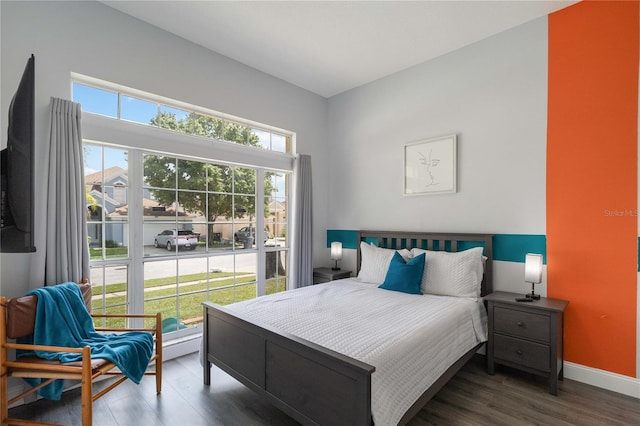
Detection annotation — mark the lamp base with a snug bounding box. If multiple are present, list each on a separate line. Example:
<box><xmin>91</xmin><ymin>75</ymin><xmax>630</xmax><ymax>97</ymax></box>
<box><xmin>525</xmin><ymin>281</ymin><xmax>541</xmax><ymax>300</ymax></box>
<box><xmin>331</xmin><ymin>259</ymin><xmax>340</xmax><ymax>271</ymax></box>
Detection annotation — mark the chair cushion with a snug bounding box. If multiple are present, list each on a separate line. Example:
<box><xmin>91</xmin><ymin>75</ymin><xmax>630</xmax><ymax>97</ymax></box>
<box><xmin>6</xmin><ymin>283</ymin><xmax>92</xmax><ymax>339</ymax></box>
<box><xmin>6</xmin><ymin>295</ymin><xmax>37</xmax><ymax>339</ymax></box>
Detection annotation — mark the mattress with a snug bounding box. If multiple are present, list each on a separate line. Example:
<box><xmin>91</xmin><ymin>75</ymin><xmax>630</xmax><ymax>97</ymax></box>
<box><xmin>227</xmin><ymin>278</ymin><xmax>488</xmax><ymax>426</ymax></box>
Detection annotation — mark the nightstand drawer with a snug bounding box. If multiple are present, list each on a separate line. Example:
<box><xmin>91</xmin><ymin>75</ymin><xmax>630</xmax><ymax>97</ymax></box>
<box><xmin>494</xmin><ymin>334</ymin><xmax>550</xmax><ymax>372</ymax></box>
<box><xmin>494</xmin><ymin>306</ymin><xmax>550</xmax><ymax>343</ymax></box>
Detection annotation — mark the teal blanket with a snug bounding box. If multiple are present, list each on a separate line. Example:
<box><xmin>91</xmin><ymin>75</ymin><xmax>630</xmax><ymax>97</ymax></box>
<box><xmin>17</xmin><ymin>282</ymin><xmax>154</xmax><ymax>400</ymax></box>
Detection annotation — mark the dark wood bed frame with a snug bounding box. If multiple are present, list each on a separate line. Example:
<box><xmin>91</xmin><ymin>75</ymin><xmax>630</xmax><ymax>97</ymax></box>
<box><xmin>203</xmin><ymin>231</ymin><xmax>494</xmax><ymax>426</ymax></box>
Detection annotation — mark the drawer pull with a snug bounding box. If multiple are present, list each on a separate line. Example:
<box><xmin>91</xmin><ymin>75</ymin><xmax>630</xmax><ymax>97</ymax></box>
<box><xmin>516</xmin><ymin>349</ymin><xmax>523</xmax><ymax>355</ymax></box>
<box><xmin>516</xmin><ymin>321</ymin><xmax>524</xmax><ymax>327</ymax></box>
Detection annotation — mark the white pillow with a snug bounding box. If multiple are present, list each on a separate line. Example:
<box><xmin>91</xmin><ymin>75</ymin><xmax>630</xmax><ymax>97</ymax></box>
<box><xmin>411</xmin><ymin>247</ymin><xmax>484</xmax><ymax>298</ymax></box>
<box><xmin>357</xmin><ymin>242</ymin><xmax>412</xmax><ymax>284</ymax></box>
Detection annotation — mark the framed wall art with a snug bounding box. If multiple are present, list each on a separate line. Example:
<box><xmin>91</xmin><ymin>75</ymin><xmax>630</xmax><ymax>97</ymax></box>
<box><xmin>404</xmin><ymin>134</ymin><xmax>457</xmax><ymax>195</ymax></box>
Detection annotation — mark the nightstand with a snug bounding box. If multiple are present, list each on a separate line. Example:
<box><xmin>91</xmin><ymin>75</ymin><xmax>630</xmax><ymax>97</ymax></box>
<box><xmin>486</xmin><ymin>291</ymin><xmax>569</xmax><ymax>395</ymax></box>
<box><xmin>312</xmin><ymin>268</ymin><xmax>351</xmax><ymax>284</ymax></box>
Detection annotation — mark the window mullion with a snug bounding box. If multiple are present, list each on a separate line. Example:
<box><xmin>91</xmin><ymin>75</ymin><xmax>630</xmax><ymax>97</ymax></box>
<box><xmin>256</xmin><ymin>169</ymin><xmax>266</xmax><ymax>296</ymax></box>
<box><xmin>128</xmin><ymin>149</ymin><xmax>145</xmax><ymax>327</ymax></box>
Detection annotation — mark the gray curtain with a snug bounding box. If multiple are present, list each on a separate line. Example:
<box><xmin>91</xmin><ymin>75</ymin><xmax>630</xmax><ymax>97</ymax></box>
<box><xmin>42</xmin><ymin>97</ymin><xmax>90</xmax><ymax>285</ymax></box>
<box><xmin>292</xmin><ymin>154</ymin><xmax>313</xmax><ymax>288</ymax></box>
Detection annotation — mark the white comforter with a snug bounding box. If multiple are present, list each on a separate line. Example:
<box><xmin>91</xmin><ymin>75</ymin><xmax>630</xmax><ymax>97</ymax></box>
<box><xmin>227</xmin><ymin>278</ymin><xmax>488</xmax><ymax>426</ymax></box>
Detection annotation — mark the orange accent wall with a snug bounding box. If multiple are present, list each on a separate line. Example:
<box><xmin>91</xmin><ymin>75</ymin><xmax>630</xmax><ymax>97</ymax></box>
<box><xmin>547</xmin><ymin>0</ymin><xmax>639</xmax><ymax>377</ymax></box>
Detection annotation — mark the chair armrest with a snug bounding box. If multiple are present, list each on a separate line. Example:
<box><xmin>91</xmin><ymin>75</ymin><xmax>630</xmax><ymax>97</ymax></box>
<box><xmin>4</xmin><ymin>342</ymin><xmax>86</xmax><ymax>354</ymax></box>
<box><xmin>91</xmin><ymin>313</ymin><xmax>160</xmax><ymax>318</ymax></box>
<box><xmin>96</xmin><ymin>328</ymin><xmax>158</xmax><ymax>333</ymax></box>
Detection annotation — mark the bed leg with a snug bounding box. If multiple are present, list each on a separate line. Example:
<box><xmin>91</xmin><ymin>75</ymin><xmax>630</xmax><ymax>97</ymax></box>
<box><xmin>203</xmin><ymin>303</ymin><xmax>211</xmax><ymax>386</ymax></box>
<box><xmin>204</xmin><ymin>359</ymin><xmax>211</xmax><ymax>385</ymax></box>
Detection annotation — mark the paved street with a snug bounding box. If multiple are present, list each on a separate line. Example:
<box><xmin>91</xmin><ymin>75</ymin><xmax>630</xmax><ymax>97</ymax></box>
<box><xmin>92</xmin><ymin>239</ymin><xmax>285</xmax><ymax>285</ymax></box>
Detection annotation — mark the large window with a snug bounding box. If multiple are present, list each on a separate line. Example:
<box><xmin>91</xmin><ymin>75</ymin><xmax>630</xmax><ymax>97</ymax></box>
<box><xmin>77</xmin><ymin>77</ymin><xmax>293</xmax><ymax>335</ymax></box>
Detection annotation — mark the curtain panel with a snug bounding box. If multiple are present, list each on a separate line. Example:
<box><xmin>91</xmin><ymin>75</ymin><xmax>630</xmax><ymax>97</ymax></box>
<box><xmin>31</xmin><ymin>98</ymin><xmax>90</xmax><ymax>286</ymax></box>
<box><xmin>291</xmin><ymin>154</ymin><xmax>313</xmax><ymax>288</ymax></box>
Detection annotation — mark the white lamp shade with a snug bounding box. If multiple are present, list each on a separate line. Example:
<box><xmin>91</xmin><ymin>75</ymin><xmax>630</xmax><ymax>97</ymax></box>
<box><xmin>524</xmin><ymin>253</ymin><xmax>543</xmax><ymax>284</ymax></box>
<box><xmin>330</xmin><ymin>242</ymin><xmax>343</xmax><ymax>260</ymax></box>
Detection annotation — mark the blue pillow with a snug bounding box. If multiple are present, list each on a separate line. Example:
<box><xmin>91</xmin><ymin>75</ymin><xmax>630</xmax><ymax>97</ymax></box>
<box><xmin>378</xmin><ymin>252</ymin><xmax>425</xmax><ymax>295</ymax></box>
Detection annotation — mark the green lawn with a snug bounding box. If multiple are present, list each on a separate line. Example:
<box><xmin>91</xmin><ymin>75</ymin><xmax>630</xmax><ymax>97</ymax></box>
<box><xmin>90</xmin><ymin>247</ymin><xmax>128</xmax><ymax>259</ymax></box>
<box><xmin>91</xmin><ymin>272</ymin><xmax>286</xmax><ymax>330</ymax></box>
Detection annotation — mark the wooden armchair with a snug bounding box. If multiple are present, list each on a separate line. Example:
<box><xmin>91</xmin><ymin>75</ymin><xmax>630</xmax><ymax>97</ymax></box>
<box><xmin>0</xmin><ymin>283</ymin><xmax>162</xmax><ymax>426</ymax></box>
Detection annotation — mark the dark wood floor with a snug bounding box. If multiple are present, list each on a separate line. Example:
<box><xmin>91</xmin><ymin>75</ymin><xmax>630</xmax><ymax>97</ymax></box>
<box><xmin>9</xmin><ymin>352</ymin><xmax>640</xmax><ymax>425</ymax></box>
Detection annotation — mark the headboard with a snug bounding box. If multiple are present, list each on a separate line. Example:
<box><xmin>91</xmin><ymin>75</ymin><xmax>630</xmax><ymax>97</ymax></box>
<box><xmin>356</xmin><ymin>231</ymin><xmax>494</xmax><ymax>297</ymax></box>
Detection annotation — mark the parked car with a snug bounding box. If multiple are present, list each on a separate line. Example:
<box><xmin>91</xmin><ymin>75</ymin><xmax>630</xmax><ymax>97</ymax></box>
<box><xmin>154</xmin><ymin>230</ymin><xmax>199</xmax><ymax>251</ymax></box>
<box><xmin>234</xmin><ymin>226</ymin><xmax>269</xmax><ymax>243</ymax></box>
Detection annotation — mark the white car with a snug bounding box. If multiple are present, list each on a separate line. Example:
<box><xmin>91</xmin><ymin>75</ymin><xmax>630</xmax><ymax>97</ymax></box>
<box><xmin>154</xmin><ymin>230</ymin><xmax>199</xmax><ymax>251</ymax></box>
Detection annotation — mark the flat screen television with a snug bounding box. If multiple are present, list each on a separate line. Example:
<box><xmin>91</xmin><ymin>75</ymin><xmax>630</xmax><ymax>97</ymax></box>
<box><xmin>1</xmin><ymin>54</ymin><xmax>36</xmax><ymax>253</ymax></box>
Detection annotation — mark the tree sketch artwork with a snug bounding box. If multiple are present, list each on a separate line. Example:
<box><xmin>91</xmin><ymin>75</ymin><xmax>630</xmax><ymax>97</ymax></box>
<box><xmin>404</xmin><ymin>134</ymin><xmax>457</xmax><ymax>195</ymax></box>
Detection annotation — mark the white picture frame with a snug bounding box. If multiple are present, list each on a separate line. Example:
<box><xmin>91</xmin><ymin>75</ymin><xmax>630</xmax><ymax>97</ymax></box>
<box><xmin>404</xmin><ymin>134</ymin><xmax>457</xmax><ymax>196</ymax></box>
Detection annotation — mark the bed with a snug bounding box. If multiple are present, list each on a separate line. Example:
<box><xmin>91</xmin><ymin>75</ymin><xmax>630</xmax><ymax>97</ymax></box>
<box><xmin>202</xmin><ymin>230</ymin><xmax>493</xmax><ymax>426</ymax></box>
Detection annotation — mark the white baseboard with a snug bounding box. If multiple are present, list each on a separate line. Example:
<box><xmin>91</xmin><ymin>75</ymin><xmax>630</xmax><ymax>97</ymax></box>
<box><xmin>565</xmin><ymin>361</ymin><xmax>640</xmax><ymax>398</ymax></box>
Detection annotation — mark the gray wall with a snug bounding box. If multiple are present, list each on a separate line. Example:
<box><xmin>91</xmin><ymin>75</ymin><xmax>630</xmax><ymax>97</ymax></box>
<box><xmin>326</xmin><ymin>18</ymin><xmax>547</xmax><ymax>235</ymax></box>
<box><xmin>0</xmin><ymin>0</ymin><xmax>329</xmax><ymax>297</ymax></box>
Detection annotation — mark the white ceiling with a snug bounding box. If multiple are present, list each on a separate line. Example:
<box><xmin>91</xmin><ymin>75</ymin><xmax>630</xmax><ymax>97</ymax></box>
<box><xmin>102</xmin><ymin>1</ymin><xmax>577</xmax><ymax>98</ymax></box>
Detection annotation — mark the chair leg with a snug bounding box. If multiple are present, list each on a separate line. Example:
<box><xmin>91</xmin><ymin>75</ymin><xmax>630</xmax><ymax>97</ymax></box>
<box><xmin>155</xmin><ymin>360</ymin><xmax>162</xmax><ymax>394</ymax></box>
<box><xmin>0</xmin><ymin>369</ymin><xmax>7</xmax><ymax>426</ymax></box>
<box><xmin>1</xmin><ymin>297</ymin><xmax>8</xmax><ymax>426</ymax></box>
<box><xmin>81</xmin><ymin>346</ymin><xmax>92</xmax><ymax>426</ymax></box>
<box><xmin>155</xmin><ymin>312</ymin><xmax>162</xmax><ymax>394</ymax></box>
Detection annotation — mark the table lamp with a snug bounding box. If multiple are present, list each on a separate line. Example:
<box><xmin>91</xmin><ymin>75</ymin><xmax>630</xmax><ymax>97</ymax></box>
<box><xmin>524</xmin><ymin>253</ymin><xmax>543</xmax><ymax>300</ymax></box>
<box><xmin>331</xmin><ymin>242</ymin><xmax>343</xmax><ymax>271</ymax></box>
